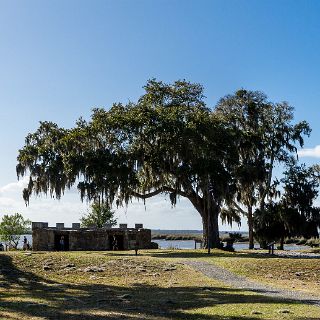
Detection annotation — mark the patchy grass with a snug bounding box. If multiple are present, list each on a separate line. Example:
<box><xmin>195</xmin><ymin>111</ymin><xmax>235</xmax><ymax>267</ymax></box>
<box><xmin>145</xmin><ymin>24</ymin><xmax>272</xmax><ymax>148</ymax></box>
<box><xmin>308</xmin><ymin>247</ymin><xmax>320</xmax><ymax>254</ymax></box>
<box><xmin>0</xmin><ymin>250</ymin><xmax>319</xmax><ymax>319</ymax></box>
<box><xmin>196</xmin><ymin>249</ymin><xmax>320</xmax><ymax>297</ymax></box>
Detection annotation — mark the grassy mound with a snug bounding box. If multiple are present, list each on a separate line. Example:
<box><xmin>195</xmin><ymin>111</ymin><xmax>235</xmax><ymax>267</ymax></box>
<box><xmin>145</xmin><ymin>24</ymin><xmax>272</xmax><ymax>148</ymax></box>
<box><xmin>0</xmin><ymin>250</ymin><xmax>319</xmax><ymax>319</ymax></box>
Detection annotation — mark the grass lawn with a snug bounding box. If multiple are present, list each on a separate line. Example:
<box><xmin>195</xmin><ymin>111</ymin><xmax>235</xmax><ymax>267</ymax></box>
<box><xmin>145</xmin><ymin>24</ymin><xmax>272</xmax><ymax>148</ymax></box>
<box><xmin>0</xmin><ymin>250</ymin><xmax>319</xmax><ymax>320</ymax></box>
<box><xmin>197</xmin><ymin>249</ymin><xmax>320</xmax><ymax>297</ymax></box>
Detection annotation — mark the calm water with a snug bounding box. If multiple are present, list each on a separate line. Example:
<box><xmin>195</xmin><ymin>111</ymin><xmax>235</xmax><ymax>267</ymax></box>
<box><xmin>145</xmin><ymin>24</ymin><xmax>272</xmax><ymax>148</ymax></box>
<box><xmin>12</xmin><ymin>235</ymin><xmax>310</xmax><ymax>251</ymax></box>
<box><xmin>16</xmin><ymin>234</ymin><xmax>32</xmax><ymax>248</ymax></box>
<box><xmin>153</xmin><ymin>239</ymin><xmax>310</xmax><ymax>251</ymax></box>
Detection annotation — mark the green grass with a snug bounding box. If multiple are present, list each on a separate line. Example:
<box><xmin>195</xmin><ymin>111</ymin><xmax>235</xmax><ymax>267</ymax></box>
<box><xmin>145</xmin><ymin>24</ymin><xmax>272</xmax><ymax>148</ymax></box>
<box><xmin>0</xmin><ymin>250</ymin><xmax>319</xmax><ymax>319</ymax></box>
<box><xmin>195</xmin><ymin>249</ymin><xmax>320</xmax><ymax>296</ymax></box>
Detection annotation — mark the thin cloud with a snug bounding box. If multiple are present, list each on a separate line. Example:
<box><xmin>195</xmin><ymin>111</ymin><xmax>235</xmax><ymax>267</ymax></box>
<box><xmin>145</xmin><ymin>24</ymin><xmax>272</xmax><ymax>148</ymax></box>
<box><xmin>298</xmin><ymin>145</ymin><xmax>320</xmax><ymax>158</ymax></box>
<box><xmin>0</xmin><ymin>176</ymin><xmax>29</xmax><ymax>195</ymax></box>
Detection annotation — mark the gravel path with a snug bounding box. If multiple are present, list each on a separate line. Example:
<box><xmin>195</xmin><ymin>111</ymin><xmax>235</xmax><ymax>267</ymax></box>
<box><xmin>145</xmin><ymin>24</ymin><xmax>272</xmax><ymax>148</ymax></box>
<box><xmin>184</xmin><ymin>260</ymin><xmax>320</xmax><ymax>307</ymax></box>
<box><xmin>270</xmin><ymin>251</ymin><xmax>320</xmax><ymax>258</ymax></box>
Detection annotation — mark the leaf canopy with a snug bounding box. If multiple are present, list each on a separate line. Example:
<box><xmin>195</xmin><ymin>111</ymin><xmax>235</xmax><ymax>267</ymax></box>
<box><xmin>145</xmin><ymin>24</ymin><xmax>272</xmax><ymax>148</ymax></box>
<box><xmin>17</xmin><ymin>80</ymin><xmax>239</xmax><ymax>213</ymax></box>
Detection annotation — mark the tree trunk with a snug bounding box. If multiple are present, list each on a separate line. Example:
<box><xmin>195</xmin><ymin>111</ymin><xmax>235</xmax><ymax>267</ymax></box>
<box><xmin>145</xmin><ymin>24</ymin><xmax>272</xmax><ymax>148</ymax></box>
<box><xmin>202</xmin><ymin>206</ymin><xmax>220</xmax><ymax>249</ymax></box>
<box><xmin>186</xmin><ymin>192</ymin><xmax>221</xmax><ymax>250</ymax></box>
<box><xmin>248</xmin><ymin>205</ymin><xmax>254</xmax><ymax>249</ymax></box>
<box><xmin>279</xmin><ymin>236</ymin><xmax>284</xmax><ymax>250</ymax></box>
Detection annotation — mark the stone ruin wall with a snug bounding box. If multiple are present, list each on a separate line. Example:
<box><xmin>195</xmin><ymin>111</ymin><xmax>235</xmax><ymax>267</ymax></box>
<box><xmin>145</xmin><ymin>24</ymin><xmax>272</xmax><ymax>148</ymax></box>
<box><xmin>32</xmin><ymin>222</ymin><xmax>152</xmax><ymax>251</ymax></box>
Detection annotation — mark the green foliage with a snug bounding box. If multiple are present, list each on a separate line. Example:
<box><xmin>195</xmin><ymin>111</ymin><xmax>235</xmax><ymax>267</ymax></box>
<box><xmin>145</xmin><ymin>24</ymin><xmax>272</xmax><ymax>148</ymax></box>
<box><xmin>281</xmin><ymin>164</ymin><xmax>320</xmax><ymax>238</ymax></box>
<box><xmin>254</xmin><ymin>164</ymin><xmax>320</xmax><ymax>245</ymax></box>
<box><xmin>254</xmin><ymin>203</ymin><xmax>292</xmax><ymax>245</ymax></box>
<box><xmin>15</xmin><ymin>80</ymin><xmax>312</xmax><ymax>249</ymax></box>
<box><xmin>16</xmin><ymin>79</ymin><xmax>240</xmax><ymax>248</ymax></box>
<box><xmin>80</xmin><ymin>201</ymin><xmax>117</xmax><ymax>228</ymax></box>
<box><xmin>215</xmin><ymin>89</ymin><xmax>311</xmax><ymax>247</ymax></box>
<box><xmin>228</xmin><ymin>232</ymin><xmax>243</xmax><ymax>242</ymax></box>
<box><xmin>0</xmin><ymin>213</ymin><xmax>31</xmax><ymax>249</ymax></box>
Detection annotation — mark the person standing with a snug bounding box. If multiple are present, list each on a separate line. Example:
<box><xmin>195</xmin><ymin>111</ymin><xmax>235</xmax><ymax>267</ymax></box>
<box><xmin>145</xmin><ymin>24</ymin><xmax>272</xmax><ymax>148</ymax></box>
<box><xmin>23</xmin><ymin>236</ymin><xmax>28</xmax><ymax>251</ymax></box>
<box><xmin>60</xmin><ymin>236</ymin><xmax>65</xmax><ymax>251</ymax></box>
<box><xmin>112</xmin><ymin>235</ymin><xmax>118</xmax><ymax>251</ymax></box>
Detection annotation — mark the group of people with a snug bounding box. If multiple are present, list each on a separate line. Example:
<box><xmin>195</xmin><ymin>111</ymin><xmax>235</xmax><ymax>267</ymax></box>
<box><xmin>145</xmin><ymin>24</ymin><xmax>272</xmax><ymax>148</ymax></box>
<box><xmin>0</xmin><ymin>236</ymin><xmax>31</xmax><ymax>251</ymax></box>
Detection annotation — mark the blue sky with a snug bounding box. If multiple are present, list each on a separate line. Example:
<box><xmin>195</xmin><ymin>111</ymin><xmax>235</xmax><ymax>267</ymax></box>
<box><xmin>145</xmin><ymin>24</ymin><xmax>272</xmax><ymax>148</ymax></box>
<box><xmin>0</xmin><ymin>0</ymin><xmax>319</xmax><ymax>230</ymax></box>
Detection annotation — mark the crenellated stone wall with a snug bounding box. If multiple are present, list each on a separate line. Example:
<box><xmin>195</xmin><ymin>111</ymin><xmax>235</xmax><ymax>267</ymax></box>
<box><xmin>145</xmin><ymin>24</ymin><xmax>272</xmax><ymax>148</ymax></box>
<box><xmin>32</xmin><ymin>222</ymin><xmax>152</xmax><ymax>251</ymax></box>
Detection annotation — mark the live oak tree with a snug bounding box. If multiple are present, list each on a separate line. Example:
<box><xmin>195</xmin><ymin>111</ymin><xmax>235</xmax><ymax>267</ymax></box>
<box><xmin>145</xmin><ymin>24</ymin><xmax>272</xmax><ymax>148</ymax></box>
<box><xmin>215</xmin><ymin>90</ymin><xmax>310</xmax><ymax>249</ymax></box>
<box><xmin>17</xmin><ymin>80</ymin><xmax>239</xmax><ymax>248</ymax></box>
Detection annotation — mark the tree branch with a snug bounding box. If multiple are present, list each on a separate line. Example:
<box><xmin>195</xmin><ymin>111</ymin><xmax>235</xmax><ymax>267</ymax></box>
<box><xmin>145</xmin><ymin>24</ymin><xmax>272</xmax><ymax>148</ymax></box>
<box><xmin>230</xmin><ymin>200</ymin><xmax>247</xmax><ymax>215</ymax></box>
<box><xmin>130</xmin><ymin>186</ymin><xmax>188</xmax><ymax>199</ymax></box>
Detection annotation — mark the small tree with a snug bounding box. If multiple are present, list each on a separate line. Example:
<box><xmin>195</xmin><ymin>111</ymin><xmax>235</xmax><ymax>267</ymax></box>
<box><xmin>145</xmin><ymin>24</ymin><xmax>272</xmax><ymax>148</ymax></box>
<box><xmin>254</xmin><ymin>164</ymin><xmax>320</xmax><ymax>249</ymax></box>
<box><xmin>254</xmin><ymin>203</ymin><xmax>299</xmax><ymax>249</ymax></box>
<box><xmin>0</xmin><ymin>213</ymin><xmax>31</xmax><ymax>249</ymax></box>
<box><xmin>80</xmin><ymin>201</ymin><xmax>117</xmax><ymax>228</ymax></box>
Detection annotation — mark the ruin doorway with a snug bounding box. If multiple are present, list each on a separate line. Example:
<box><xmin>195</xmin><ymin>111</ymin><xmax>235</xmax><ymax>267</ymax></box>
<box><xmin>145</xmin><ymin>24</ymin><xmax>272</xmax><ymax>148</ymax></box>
<box><xmin>109</xmin><ymin>235</ymin><xmax>124</xmax><ymax>250</ymax></box>
<box><xmin>54</xmin><ymin>234</ymin><xmax>69</xmax><ymax>251</ymax></box>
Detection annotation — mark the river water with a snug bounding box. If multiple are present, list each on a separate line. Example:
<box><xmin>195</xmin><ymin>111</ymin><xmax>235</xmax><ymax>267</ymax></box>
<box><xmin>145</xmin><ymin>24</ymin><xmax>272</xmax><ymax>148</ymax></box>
<box><xmin>152</xmin><ymin>239</ymin><xmax>310</xmax><ymax>251</ymax></box>
<box><xmin>12</xmin><ymin>235</ymin><xmax>310</xmax><ymax>251</ymax></box>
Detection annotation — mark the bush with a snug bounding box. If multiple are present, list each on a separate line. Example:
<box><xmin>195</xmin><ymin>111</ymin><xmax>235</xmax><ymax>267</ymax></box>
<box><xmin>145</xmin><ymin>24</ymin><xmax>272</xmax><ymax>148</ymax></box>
<box><xmin>148</xmin><ymin>242</ymin><xmax>159</xmax><ymax>249</ymax></box>
<box><xmin>228</xmin><ymin>232</ymin><xmax>243</xmax><ymax>241</ymax></box>
<box><xmin>306</xmin><ymin>238</ymin><xmax>320</xmax><ymax>247</ymax></box>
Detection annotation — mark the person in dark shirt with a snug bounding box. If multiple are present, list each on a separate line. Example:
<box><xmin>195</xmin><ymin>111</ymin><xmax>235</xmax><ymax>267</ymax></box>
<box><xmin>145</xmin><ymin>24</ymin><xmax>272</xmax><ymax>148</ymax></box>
<box><xmin>23</xmin><ymin>236</ymin><xmax>28</xmax><ymax>250</ymax></box>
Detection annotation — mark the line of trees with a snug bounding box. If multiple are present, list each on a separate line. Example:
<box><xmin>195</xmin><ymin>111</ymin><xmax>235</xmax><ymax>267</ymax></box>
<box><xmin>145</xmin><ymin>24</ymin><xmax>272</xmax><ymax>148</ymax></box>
<box><xmin>16</xmin><ymin>80</ymin><xmax>320</xmax><ymax>249</ymax></box>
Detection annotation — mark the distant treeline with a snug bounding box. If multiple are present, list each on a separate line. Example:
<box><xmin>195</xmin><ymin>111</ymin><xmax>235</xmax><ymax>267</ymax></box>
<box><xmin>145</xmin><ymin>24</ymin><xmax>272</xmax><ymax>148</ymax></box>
<box><xmin>284</xmin><ymin>237</ymin><xmax>320</xmax><ymax>247</ymax></box>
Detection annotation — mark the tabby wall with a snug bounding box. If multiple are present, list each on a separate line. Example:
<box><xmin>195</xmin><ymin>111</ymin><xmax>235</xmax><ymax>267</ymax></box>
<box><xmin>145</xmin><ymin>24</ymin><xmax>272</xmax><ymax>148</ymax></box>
<box><xmin>32</xmin><ymin>223</ymin><xmax>152</xmax><ymax>251</ymax></box>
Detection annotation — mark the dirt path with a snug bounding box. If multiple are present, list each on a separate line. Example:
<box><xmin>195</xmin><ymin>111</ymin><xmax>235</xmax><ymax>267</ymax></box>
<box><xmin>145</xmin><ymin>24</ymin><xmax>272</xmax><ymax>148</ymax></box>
<box><xmin>184</xmin><ymin>260</ymin><xmax>320</xmax><ymax>307</ymax></box>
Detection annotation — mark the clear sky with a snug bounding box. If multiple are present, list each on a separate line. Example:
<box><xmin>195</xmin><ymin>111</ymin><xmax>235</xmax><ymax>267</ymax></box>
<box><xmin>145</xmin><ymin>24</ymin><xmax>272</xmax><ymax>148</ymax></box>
<box><xmin>0</xmin><ymin>0</ymin><xmax>320</xmax><ymax>230</ymax></box>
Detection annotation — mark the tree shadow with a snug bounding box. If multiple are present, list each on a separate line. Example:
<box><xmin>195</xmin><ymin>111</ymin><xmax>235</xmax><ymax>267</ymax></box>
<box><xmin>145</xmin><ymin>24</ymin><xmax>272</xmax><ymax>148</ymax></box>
<box><xmin>0</xmin><ymin>254</ymin><xmax>318</xmax><ymax>320</ymax></box>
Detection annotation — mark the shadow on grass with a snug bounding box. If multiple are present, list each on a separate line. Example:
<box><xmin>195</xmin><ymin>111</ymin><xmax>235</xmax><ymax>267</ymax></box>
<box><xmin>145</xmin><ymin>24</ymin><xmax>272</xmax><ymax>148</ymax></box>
<box><xmin>0</xmin><ymin>254</ymin><xmax>318</xmax><ymax>320</ymax></box>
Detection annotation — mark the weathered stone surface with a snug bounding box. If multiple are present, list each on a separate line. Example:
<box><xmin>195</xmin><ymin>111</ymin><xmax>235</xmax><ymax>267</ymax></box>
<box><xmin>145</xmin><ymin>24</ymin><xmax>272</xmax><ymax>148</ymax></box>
<box><xmin>251</xmin><ymin>311</ymin><xmax>263</xmax><ymax>315</ymax></box>
<box><xmin>43</xmin><ymin>265</ymin><xmax>52</xmax><ymax>271</ymax></box>
<box><xmin>118</xmin><ymin>294</ymin><xmax>132</xmax><ymax>299</ymax></box>
<box><xmin>83</xmin><ymin>266</ymin><xmax>105</xmax><ymax>272</ymax></box>
<box><xmin>278</xmin><ymin>309</ymin><xmax>290</xmax><ymax>314</ymax></box>
<box><xmin>62</xmin><ymin>263</ymin><xmax>75</xmax><ymax>268</ymax></box>
<box><xmin>32</xmin><ymin>226</ymin><xmax>152</xmax><ymax>251</ymax></box>
<box><xmin>163</xmin><ymin>267</ymin><xmax>177</xmax><ymax>271</ymax></box>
